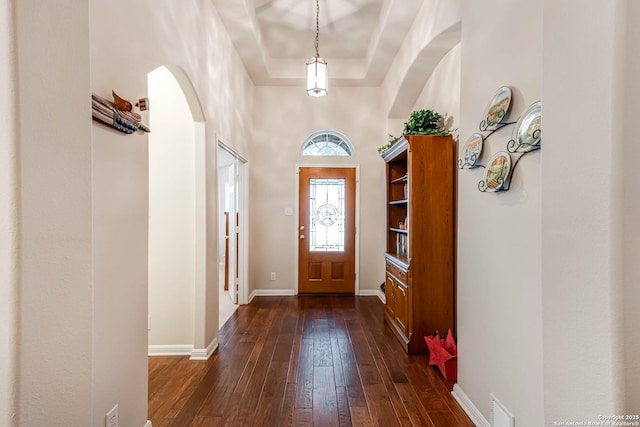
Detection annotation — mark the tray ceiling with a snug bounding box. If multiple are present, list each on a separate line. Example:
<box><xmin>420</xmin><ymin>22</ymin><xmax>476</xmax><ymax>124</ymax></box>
<box><xmin>212</xmin><ymin>0</ymin><xmax>424</xmax><ymax>86</ymax></box>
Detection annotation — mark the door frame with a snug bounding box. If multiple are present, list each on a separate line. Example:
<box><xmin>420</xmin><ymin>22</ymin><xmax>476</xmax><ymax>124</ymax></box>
<box><xmin>218</xmin><ymin>139</ymin><xmax>249</xmax><ymax>305</ymax></box>
<box><xmin>295</xmin><ymin>164</ymin><xmax>360</xmax><ymax>295</ymax></box>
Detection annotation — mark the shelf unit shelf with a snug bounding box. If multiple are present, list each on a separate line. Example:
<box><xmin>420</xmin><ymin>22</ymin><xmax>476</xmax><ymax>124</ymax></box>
<box><xmin>389</xmin><ymin>228</ymin><xmax>408</xmax><ymax>234</ymax></box>
<box><xmin>390</xmin><ymin>175</ymin><xmax>408</xmax><ymax>184</ymax></box>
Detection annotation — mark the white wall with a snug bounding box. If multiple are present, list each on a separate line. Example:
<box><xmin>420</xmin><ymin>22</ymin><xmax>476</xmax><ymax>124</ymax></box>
<box><xmin>92</xmin><ymin>113</ymin><xmax>150</xmax><ymax>427</ymax></box>
<box><xmin>148</xmin><ymin>66</ymin><xmax>197</xmax><ymax>347</ymax></box>
<box><xmin>1</xmin><ymin>1</ymin><xmax>254</xmax><ymax>426</ymax></box>
<box><xmin>251</xmin><ymin>87</ymin><xmax>386</xmax><ymax>294</ymax></box>
<box><xmin>89</xmin><ymin>0</ymin><xmax>253</xmax><ymax>424</ymax></box>
<box><xmin>408</xmin><ymin>43</ymin><xmax>461</xmax><ymax>137</ymax></box>
<box><xmin>15</xmin><ymin>1</ymin><xmax>94</xmax><ymax>426</ymax></box>
<box><xmin>457</xmin><ymin>0</ymin><xmax>544</xmax><ymax>425</ymax></box>
<box><xmin>0</xmin><ymin>0</ymin><xmax>18</xmax><ymax>424</ymax></box>
<box><xmin>389</xmin><ymin>43</ymin><xmax>461</xmax><ymax>140</ymax></box>
<box><xmin>382</xmin><ymin>0</ymin><xmax>461</xmax><ymax>119</ymax></box>
<box><xmin>542</xmin><ymin>0</ymin><xmax>627</xmax><ymax>421</ymax></box>
<box><xmin>623</xmin><ymin>0</ymin><xmax>640</xmax><ymax>412</ymax></box>
<box><xmin>89</xmin><ymin>1</ymin><xmax>253</xmax><ymax>423</ymax></box>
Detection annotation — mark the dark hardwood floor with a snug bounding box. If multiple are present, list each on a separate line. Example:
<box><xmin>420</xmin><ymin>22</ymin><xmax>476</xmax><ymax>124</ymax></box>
<box><xmin>148</xmin><ymin>296</ymin><xmax>473</xmax><ymax>427</ymax></box>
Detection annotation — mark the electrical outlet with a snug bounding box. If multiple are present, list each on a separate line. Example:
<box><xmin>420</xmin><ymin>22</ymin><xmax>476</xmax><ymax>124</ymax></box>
<box><xmin>270</xmin><ymin>272</ymin><xmax>276</xmax><ymax>281</ymax></box>
<box><xmin>106</xmin><ymin>404</ymin><xmax>119</xmax><ymax>427</ymax></box>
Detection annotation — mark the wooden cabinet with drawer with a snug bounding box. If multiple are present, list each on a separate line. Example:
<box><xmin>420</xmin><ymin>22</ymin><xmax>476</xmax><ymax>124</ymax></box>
<box><xmin>385</xmin><ymin>263</ymin><xmax>409</xmax><ymax>338</ymax></box>
<box><xmin>381</xmin><ymin>135</ymin><xmax>455</xmax><ymax>353</ymax></box>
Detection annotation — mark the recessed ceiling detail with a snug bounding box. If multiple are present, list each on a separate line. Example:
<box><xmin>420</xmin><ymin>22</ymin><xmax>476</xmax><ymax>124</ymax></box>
<box><xmin>257</xmin><ymin>0</ymin><xmax>382</xmax><ymax>59</ymax></box>
<box><xmin>212</xmin><ymin>0</ymin><xmax>424</xmax><ymax>86</ymax></box>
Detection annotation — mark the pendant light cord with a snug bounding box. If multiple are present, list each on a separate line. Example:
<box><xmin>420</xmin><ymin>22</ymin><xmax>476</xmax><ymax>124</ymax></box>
<box><xmin>314</xmin><ymin>0</ymin><xmax>320</xmax><ymax>57</ymax></box>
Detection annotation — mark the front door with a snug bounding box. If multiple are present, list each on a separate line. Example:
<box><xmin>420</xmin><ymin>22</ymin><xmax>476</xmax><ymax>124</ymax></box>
<box><xmin>298</xmin><ymin>167</ymin><xmax>356</xmax><ymax>293</ymax></box>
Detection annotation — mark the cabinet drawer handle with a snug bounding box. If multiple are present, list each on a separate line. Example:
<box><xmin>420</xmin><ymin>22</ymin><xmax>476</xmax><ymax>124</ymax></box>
<box><xmin>391</xmin><ymin>292</ymin><xmax>396</xmax><ymax>302</ymax></box>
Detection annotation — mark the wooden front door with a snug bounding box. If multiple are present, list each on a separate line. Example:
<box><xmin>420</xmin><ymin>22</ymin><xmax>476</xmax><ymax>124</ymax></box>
<box><xmin>298</xmin><ymin>167</ymin><xmax>356</xmax><ymax>293</ymax></box>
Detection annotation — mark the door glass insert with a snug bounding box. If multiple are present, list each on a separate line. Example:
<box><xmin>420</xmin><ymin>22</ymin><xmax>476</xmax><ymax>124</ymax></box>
<box><xmin>309</xmin><ymin>178</ymin><xmax>345</xmax><ymax>252</ymax></box>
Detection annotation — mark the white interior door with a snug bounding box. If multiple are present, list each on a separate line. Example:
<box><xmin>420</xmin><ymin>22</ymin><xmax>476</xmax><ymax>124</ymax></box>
<box><xmin>218</xmin><ymin>143</ymin><xmax>247</xmax><ymax>305</ymax></box>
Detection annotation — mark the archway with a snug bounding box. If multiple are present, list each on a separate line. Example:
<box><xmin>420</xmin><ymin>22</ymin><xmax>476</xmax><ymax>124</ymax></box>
<box><xmin>147</xmin><ymin>65</ymin><xmax>216</xmax><ymax>360</ymax></box>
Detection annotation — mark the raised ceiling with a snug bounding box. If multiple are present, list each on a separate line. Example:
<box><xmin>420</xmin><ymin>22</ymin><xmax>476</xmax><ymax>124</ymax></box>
<box><xmin>212</xmin><ymin>0</ymin><xmax>424</xmax><ymax>86</ymax></box>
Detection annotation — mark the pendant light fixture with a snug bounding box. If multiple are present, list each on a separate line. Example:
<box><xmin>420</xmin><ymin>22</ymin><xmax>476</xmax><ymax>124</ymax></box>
<box><xmin>306</xmin><ymin>0</ymin><xmax>328</xmax><ymax>96</ymax></box>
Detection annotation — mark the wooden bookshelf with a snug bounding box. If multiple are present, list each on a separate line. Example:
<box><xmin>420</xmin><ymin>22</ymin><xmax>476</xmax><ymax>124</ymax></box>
<box><xmin>381</xmin><ymin>135</ymin><xmax>455</xmax><ymax>353</ymax></box>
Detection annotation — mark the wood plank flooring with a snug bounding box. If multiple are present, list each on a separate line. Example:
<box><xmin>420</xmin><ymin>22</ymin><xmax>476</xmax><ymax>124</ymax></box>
<box><xmin>148</xmin><ymin>296</ymin><xmax>473</xmax><ymax>427</ymax></box>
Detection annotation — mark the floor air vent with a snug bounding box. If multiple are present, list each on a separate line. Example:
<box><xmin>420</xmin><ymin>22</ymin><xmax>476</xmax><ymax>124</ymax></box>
<box><xmin>490</xmin><ymin>394</ymin><xmax>514</xmax><ymax>427</ymax></box>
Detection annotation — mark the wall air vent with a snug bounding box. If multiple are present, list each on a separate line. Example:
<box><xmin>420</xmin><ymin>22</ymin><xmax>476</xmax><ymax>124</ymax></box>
<box><xmin>490</xmin><ymin>394</ymin><xmax>514</xmax><ymax>427</ymax></box>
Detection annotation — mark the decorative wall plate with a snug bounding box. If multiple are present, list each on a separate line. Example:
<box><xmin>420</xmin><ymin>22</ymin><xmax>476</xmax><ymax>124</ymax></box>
<box><xmin>512</xmin><ymin>101</ymin><xmax>541</xmax><ymax>152</ymax></box>
<box><xmin>482</xmin><ymin>86</ymin><xmax>512</xmax><ymax>129</ymax></box>
<box><xmin>461</xmin><ymin>133</ymin><xmax>484</xmax><ymax>167</ymax></box>
<box><xmin>483</xmin><ymin>151</ymin><xmax>511</xmax><ymax>191</ymax></box>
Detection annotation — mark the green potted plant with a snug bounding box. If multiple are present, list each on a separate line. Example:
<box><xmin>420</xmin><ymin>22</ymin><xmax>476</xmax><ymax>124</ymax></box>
<box><xmin>403</xmin><ymin>109</ymin><xmax>452</xmax><ymax>136</ymax></box>
<box><xmin>378</xmin><ymin>109</ymin><xmax>453</xmax><ymax>154</ymax></box>
<box><xmin>377</xmin><ymin>134</ymin><xmax>402</xmax><ymax>154</ymax></box>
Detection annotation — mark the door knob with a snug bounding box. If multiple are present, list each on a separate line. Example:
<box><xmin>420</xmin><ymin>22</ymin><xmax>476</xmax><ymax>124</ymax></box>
<box><xmin>300</xmin><ymin>226</ymin><xmax>305</xmax><ymax>230</ymax></box>
<box><xmin>300</xmin><ymin>235</ymin><xmax>305</xmax><ymax>240</ymax></box>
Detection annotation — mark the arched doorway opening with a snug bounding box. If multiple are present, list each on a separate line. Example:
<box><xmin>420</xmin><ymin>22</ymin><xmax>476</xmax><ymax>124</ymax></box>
<box><xmin>147</xmin><ymin>65</ymin><xmax>217</xmax><ymax>360</ymax></box>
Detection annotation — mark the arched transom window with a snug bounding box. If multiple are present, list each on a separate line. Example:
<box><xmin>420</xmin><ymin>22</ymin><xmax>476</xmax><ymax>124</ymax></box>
<box><xmin>301</xmin><ymin>129</ymin><xmax>353</xmax><ymax>156</ymax></box>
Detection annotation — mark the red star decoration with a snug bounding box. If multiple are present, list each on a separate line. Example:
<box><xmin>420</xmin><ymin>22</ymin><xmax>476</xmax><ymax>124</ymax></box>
<box><xmin>425</xmin><ymin>329</ymin><xmax>457</xmax><ymax>381</ymax></box>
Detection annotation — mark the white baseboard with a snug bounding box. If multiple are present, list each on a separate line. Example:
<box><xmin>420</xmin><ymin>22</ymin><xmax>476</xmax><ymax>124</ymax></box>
<box><xmin>190</xmin><ymin>337</ymin><xmax>218</xmax><ymax>361</ymax></box>
<box><xmin>148</xmin><ymin>344</ymin><xmax>193</xmax><ymax>357</ymax></box>
<box><xmin>144</xmin><ymin>421</ymin><xmax>152</xmax><ymax>427</ymax></box>
<box><xmin>249</xmin><ymin>289</ymin><xmax>296</xmax><ymax>303</ymax></box>
<box><xmin>452</xmin><ymin>384</ymin><xmax>490</xmax><ymax>427</ymax></box>
<box><xmin>359</xmin><ymin>289</ymin><xmax>386</xmax><ymax>303</ymax></box>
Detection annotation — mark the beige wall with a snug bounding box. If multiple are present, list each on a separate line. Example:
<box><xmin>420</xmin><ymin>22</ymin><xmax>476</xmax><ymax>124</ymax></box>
<box><xmin>89</xmin><ymin>0</ymin><xmax>253</xmax><ymax>425</ymax></box>
<box><xmin>5</xmin><ymin>0</ymin><xmax>253</xmax><ymax>426</ymax></box>
<box><xmin>542</xmin><ymin>0</ymin><xmax>629</xmax><ymax>421</ymax></box>
<box><xmin>92</xmin><ymin>110</ymin><xmax>150</xmax><ymax>427</ymax></box>
<box><xmin>389</xmin><ymin>43</ymin><xmax>461</xmax><ymax>139</ymax></box>
<box><xmin>251</xmin><ymin>86</ymin><xmax>386</xmax><ymax>295</ymax></box>
<box><xmin>382</xmin><ymin>0</ymin><xmax>461</xmax><ymax>119</ymax></box>
<box><xmin>457</xmin><ymin>0</ymin><xmax>544</xmax><ymax>425</ymax></box>
<box><xmin>410</xmin><ymin>43</ymin><xmax>461</xmax><ymax>136</ymax></box>
<box><xmin>148</xmin><ymin>66</ymin><xmax>197</xmax><ymax>348</ymax></box>
<box><xmin>623</xmin><ymin>0</ymin><xmax>640</xmax><ymax>412</ymax></box>
<box><xmin>0</xmin><ymin>0</ymin><xmax>18</xmax><ymax>424</ymax></box>
<box><xmin>15</xmin><ymin>1</ymin><xmax>94</xmax><ymax>426</ymax></box>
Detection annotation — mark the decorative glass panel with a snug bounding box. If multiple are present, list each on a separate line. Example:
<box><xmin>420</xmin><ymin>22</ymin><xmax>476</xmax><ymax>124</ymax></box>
<box><xmin>309</xmin><ymin>178</ymin><xmax>345</xmax><ymax>252</ymax></box>
<box><xmin>302</xmin><ymin>129</ymin><xmax>353</xmax><ymax>156</ymax></box>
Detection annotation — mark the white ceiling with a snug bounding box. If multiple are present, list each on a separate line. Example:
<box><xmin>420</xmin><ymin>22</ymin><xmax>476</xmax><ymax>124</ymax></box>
<box><xmin>212</xmin><ymin>0</ymin><xmax>424</xmax><ymax>86</ymax></box>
